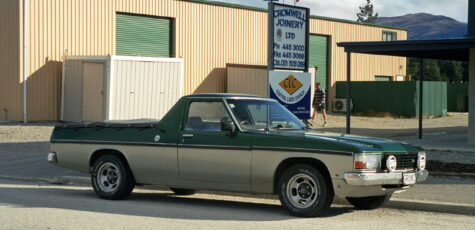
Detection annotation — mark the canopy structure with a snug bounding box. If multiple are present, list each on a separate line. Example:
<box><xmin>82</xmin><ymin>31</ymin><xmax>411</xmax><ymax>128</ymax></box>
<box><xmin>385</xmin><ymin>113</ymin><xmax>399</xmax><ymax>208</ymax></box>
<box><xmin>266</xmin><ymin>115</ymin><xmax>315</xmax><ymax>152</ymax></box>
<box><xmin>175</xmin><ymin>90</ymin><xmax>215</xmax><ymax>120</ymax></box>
<box><xmin>339</xmin><ymin>38</ymin><xmax>475</xmax><ymax>61</ymax></box>
<box><xmin>337</xmin><ymin>37</ymin><xmax>475</xmax><ymax>139</ymax></box>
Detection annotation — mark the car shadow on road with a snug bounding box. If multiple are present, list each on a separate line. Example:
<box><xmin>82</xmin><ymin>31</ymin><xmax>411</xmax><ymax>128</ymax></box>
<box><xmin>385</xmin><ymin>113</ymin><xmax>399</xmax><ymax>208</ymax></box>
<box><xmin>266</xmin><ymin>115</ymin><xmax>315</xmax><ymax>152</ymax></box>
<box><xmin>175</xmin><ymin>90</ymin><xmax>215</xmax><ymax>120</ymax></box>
<box><xmin>0</xmin><ymin>181</ymin><xmax>354</xmax><ymax>220</ymax></box>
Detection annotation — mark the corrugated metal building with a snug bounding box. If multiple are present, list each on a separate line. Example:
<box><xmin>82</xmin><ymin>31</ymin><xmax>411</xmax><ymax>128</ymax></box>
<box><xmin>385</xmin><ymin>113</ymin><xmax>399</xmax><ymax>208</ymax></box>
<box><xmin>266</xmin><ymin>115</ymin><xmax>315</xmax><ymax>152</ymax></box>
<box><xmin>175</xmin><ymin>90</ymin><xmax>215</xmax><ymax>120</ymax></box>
<box><xmin>0</xmin><ymin>0</ymin><xmax>407</xmax><ymax>121</ymax></box>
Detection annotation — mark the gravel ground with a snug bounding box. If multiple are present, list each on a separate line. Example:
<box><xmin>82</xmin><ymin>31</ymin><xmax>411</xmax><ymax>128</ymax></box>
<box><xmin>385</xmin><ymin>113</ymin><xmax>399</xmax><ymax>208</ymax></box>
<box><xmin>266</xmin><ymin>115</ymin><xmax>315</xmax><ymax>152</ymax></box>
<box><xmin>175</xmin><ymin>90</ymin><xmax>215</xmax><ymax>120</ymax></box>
<box><xmin>0</xmin><ymin>122</ymin><xmax>55</xmax><ymax>143</ymax></box>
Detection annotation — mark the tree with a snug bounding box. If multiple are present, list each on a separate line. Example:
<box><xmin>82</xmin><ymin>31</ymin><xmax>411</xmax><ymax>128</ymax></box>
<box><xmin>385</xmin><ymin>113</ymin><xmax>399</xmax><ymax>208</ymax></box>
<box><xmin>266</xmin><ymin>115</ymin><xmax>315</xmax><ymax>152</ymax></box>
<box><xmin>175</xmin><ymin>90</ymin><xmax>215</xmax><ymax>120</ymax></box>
<box><xmin>407</xmin><ymin>57</ymin><xmax>468</xmax><ymax>83</ymax></box>
<box><xmin>356</xmin><ymin>0</ymin><xmax>379</xmax><ymax>23</ymax></box>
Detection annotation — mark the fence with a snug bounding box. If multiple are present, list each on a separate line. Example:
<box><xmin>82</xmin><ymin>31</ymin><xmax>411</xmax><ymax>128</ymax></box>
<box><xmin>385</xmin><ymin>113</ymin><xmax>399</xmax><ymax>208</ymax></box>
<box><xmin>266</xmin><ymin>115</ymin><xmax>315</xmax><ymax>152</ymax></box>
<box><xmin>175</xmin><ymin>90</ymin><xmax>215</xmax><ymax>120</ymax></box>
<box><xmin>335</xmin><ymin>81</ymin><xmax>447</xmax><ymax>117</ymax></box>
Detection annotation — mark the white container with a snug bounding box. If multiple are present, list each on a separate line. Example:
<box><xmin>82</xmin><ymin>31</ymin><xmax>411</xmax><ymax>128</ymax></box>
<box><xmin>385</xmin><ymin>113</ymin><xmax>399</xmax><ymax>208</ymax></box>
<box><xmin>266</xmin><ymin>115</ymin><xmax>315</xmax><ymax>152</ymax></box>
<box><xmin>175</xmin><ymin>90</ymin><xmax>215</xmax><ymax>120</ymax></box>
<box><xmin>61</xmin><ymin>55</ymin><xmax>184</xmax><ymax>122</ymax></box>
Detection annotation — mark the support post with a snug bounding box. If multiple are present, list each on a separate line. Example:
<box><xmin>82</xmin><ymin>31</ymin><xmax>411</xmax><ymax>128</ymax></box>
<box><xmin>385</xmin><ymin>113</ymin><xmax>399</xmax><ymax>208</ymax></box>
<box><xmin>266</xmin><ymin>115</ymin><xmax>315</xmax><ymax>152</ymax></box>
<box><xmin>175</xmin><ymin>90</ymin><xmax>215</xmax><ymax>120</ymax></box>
<box><xmin>468</xmin><ymin>49</ymin><xmax>475</xmax><ymax>145</ymax></box>
<box><xmin>419</xmin><ymin>58</ymin><xmax>424</xmax><ymax>139</ymax></box>
<box><xmin>346</xmin><ymin>52</ymin><xmax>351</xmax><ymax>134</ymax></box>
<box><xmin>23</xmin><ymin>0</ymin><xmax>28</xmax><ymax>123</ymax></box>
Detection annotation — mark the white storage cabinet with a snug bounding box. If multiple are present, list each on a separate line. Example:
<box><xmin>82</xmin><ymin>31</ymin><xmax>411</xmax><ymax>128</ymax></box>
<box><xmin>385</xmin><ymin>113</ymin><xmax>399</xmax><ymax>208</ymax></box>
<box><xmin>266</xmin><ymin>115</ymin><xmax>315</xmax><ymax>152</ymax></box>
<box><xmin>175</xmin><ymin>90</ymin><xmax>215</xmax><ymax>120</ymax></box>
<box><xmin>61</xmin><ymin>55</ymin><xmax>184</xmax><ymax>122</ymax></box>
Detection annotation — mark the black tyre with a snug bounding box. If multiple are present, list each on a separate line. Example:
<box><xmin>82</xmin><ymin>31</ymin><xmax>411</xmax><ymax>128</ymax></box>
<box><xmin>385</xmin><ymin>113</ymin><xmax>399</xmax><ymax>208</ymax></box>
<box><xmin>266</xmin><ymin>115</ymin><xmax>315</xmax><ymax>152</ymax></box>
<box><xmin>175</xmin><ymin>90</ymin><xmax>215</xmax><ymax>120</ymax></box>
<box><xmin>346</xmin><ymin>194</ymin><xmax>392</xmax><ymax>210</ymax></box>
<box><xmin>278</xmin><ymin>164</ymin><xmax>334</xmax><ymax>217</ymax></box>
<box><xmin>170</xmin><ymin>188</ymin><xmax>195</xmax><ymax>195</ymax></box>
<box><xmin>91</xmin><ymin>155</ymin><xmax>135</xmax><ymax>200</ymax></box>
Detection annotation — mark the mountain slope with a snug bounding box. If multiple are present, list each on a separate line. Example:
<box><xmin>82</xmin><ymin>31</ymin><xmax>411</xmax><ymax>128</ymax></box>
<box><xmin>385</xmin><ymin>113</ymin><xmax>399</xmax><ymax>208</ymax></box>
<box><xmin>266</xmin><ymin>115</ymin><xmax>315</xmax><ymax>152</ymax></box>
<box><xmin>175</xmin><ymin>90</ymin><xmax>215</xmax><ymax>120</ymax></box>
<box><xmin>376</xmin><ymin>13</ymin><xmax>467</xmax><ymax>40</ymax></box>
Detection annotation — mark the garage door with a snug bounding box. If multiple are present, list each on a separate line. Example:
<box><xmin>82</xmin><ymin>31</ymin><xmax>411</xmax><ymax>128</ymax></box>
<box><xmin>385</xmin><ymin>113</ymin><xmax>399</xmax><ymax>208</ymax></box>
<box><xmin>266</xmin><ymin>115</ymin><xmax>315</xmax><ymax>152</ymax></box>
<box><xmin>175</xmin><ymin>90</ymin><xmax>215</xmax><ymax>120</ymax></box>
<box><xmin>116</xmin><ymin>13</ymin><xmax>172</xmax><ymax>57</ymax></box>
<box><xmin>309</xmin><ymin>35</ymin><xmax>328</xmax><ymax>91</ymax></box>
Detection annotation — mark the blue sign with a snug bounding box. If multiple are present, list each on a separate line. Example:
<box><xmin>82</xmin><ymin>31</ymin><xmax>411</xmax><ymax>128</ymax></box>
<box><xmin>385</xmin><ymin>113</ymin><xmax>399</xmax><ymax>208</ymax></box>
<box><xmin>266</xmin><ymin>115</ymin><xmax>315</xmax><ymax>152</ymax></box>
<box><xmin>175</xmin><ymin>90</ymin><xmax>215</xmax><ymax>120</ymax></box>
<box><xmin>268</xmin><ymin>70</ymin><xmax>311</xmax><ymax>119</ymax></box>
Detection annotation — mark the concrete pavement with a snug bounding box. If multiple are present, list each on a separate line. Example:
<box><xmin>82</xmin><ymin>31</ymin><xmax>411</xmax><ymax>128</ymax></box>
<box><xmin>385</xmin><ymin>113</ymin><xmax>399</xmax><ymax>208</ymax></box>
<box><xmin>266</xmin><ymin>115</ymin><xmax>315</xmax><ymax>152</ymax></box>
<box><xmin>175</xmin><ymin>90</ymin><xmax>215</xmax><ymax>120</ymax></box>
<box><xmin>0</xmin><ymin>141</ymin><xmax>88</xmax><ymax>179</ymax></box>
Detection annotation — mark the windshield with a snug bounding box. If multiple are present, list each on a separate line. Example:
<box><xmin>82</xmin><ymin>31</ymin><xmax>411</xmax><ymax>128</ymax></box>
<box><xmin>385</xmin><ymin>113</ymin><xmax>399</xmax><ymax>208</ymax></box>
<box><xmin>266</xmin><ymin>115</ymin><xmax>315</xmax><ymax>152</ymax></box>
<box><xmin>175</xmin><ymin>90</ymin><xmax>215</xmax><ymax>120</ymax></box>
<box><xmin>226</xmin><ymin>99</ymin><xmax>305</xmax><ymax>131</ymax></box>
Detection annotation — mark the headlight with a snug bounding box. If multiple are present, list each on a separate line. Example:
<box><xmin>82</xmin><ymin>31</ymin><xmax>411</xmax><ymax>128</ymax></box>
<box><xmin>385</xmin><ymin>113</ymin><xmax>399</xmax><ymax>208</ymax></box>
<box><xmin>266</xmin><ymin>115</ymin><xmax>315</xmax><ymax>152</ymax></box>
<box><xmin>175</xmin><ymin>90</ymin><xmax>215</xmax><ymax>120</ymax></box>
<box><xmin>386</xmin><ymin>155</ymin><xmax>397</xmax><ymax>172</ymax></box>
<box><xmin>354</xmin><ymin>153</ymin><xmax>381</xmax><ymax>171</ymax></box>
<box><xmin>418</xmin><ymin>152</ymin><xmax>426</xmax><ymax>170</ymax></box>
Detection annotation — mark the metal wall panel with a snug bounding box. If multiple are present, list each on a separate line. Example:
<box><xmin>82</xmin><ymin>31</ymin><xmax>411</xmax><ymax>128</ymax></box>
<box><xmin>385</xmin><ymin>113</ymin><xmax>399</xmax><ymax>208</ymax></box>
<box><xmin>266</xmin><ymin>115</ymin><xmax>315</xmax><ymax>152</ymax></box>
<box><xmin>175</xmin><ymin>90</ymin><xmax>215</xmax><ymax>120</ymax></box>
<box><xmin>0</xmin><ymin>0</ymin><xmax>21</xmax><ymax>121</ymax></box>
<box><xmin>8</xmin><ymin>0</ymin><xmax>407</xmax><ymax>120</ymax></box>
<box><xmin>110</xmin><ymin>58</ymin><xmax>183</xmax><ymax>120</ymax></box>
<box><xmin>227</xmin><ymin>66</ymin><xmax>268</xmax><ymax>97</ymax></box>
<box><xmin>23</xmin><ymin>0</ymin><xmax>116</xmax><ymax>121</ymax></box>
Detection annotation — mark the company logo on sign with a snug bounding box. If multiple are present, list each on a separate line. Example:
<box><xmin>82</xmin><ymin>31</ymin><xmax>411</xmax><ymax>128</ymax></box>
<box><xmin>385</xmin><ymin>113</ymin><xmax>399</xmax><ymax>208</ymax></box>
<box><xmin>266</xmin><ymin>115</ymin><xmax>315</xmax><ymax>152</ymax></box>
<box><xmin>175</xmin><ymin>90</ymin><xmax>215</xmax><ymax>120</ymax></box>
<box><xmin>269</xmin><ymin>70</ymin><xmax>311</xmax><ymax>119</ymax></box>
<box><xmin>276</xmin><ymin>28</ymin><xmax>283</xmax><ymax>41</ymax></box>
<box><xmin>279</xmin><ymin>75</ymin><xmax>302</xmax><ymax>95</ymax></box>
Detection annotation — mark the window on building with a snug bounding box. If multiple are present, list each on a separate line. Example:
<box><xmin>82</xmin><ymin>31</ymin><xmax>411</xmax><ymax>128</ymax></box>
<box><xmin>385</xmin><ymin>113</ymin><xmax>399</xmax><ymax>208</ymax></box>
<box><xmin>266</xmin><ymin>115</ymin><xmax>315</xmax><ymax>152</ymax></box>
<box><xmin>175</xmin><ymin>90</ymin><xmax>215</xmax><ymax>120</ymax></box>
<box><xmin>375</xmin><ymin>76</ymin><xmax>392</xmax><ymax>81</ymax></box>
<box><xmin>382</xmin><ymin>31</ymin><xmax>397</xmax><ymax>41</ymax></box>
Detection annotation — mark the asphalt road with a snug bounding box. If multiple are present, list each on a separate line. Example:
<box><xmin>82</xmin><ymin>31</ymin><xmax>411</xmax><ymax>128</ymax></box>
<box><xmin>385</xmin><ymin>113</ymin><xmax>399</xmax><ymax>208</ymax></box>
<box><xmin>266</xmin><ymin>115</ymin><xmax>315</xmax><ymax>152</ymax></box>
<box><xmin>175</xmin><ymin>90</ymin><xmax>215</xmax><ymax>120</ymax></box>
<box><xmin>391</xmin><ymin>175</ymin><xmax>475</xmax><ymax>204</ymax></box>
<box><xmin>0</xmin><ymin>179</ymin><xmax>473</xmax><ymax>230</ymax></box>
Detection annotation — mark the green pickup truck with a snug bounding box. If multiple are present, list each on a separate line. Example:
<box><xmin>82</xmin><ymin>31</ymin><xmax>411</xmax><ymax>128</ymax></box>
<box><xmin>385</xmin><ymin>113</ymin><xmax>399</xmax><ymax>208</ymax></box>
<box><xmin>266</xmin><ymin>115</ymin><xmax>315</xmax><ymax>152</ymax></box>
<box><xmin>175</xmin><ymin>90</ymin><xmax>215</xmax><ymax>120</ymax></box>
<box><xmin>49</xmin><ymin>93</ymin><xmax>428</xmax><ymax>217</ymax></box>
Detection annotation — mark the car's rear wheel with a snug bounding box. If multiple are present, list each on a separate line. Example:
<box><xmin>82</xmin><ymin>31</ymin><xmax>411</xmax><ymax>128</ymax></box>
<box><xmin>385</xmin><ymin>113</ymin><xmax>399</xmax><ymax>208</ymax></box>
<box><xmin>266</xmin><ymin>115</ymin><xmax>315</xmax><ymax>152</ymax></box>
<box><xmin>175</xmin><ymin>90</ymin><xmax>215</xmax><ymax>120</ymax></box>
<box><xmin>346</xmin><ymin>194</ymin><xmax>391</xmax><ymax>210</ymax></box>
<box><xmin>91</xmin><ymin>155</ymin><xmax>135</xmax><ymax>200</ymax></box>
<box><xmin>278</xmin><ymin>164</ymin><xmax>334</xmax><ymax>217</ymax></box>
<box><xmin>170</xmin><ymin>188</ymin><xmax>195</xmax><ymax>195</ymax></box>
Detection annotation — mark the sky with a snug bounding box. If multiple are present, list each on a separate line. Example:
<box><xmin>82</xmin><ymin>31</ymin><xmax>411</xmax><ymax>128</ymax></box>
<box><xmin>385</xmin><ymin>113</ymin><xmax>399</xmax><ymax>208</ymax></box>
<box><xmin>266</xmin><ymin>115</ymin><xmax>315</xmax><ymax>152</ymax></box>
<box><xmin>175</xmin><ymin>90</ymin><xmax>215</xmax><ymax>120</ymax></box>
<box><xmin>215</xmin><ymin>0</ymin><xmax>469</xmax><ymax>23</ymax></box>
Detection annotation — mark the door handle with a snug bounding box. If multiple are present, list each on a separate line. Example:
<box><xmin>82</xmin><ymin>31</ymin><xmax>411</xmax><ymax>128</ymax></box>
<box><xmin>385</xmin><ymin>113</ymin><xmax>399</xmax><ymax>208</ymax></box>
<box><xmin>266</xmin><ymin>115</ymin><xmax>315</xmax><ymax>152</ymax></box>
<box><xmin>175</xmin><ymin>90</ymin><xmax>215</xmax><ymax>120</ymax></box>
<box><xmin>182</xmin><ymin>134</ymin><xmax>194</xmax><ymax>138</ymax></box>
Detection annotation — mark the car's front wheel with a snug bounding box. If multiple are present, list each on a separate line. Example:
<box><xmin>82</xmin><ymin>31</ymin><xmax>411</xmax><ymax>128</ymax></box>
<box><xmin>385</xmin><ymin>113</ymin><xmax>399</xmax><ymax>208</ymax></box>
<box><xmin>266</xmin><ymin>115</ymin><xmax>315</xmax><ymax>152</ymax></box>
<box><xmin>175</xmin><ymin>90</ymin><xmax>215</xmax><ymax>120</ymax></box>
<box><xmin>91</xmin><ymin>155</ymin><xmax>135</xmax><ymax>200</ymax></box>
<box><xmin>346</xmin><ymin>194</ymin><xmax>392</xmax><ymax>210</ymax></box>
<box><xmin>278</xmin><ymin>164</ymin><xmax>334</xmax><ymax>217</ymax></box>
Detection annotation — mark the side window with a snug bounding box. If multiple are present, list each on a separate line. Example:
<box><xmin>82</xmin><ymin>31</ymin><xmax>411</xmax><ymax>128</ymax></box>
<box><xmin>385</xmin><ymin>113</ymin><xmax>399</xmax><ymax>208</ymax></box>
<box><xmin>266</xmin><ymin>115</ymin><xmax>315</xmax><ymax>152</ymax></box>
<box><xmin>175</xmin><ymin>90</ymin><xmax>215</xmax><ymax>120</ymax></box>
<box><xmin>185</xmin><ymin>102</ymin><xmax>230</xmax><ymax>131</ymax></box>
<box><xmin>382</xmin><ymin>31</ymin><xmax>397</xmax><ymax>41</ymax></box>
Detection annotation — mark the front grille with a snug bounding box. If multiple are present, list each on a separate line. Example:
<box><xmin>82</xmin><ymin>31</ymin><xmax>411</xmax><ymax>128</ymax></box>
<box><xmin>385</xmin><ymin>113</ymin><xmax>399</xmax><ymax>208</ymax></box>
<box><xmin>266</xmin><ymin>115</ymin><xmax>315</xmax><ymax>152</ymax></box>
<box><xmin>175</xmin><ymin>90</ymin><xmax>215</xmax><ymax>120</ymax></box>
<box><xmin>382</xmin><ymin>153</ymin><xmax>417</xmax><ymax>170</ymax></box>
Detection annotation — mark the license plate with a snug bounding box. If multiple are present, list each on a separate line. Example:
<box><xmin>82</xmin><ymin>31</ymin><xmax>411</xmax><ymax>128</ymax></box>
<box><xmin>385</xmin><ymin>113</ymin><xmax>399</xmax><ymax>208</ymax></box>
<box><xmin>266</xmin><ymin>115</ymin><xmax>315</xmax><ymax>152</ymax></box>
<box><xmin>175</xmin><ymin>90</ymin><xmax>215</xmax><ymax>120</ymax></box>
<box><xmin>403</xmin><ymin>173</ymin><xmax>416</xmax><ymax>185</ymax></box>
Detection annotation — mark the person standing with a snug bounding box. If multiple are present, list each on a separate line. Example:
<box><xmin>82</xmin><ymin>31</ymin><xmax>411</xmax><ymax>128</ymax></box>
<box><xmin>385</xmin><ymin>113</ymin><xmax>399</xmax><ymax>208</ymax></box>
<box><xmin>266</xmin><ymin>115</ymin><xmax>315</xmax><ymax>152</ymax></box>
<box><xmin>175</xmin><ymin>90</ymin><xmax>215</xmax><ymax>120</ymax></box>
<box><xmin>311</xmin><ymin>82</ymin><xmax>327</xmax><ymax>127</ymax></box>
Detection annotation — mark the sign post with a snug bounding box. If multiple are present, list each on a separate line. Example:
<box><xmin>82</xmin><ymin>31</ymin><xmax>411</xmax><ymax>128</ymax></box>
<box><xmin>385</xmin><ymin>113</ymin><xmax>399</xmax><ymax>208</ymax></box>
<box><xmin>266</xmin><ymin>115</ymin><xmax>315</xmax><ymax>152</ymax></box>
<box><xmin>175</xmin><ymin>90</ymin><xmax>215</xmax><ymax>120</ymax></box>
<box><xmin>268</xmin><ymin>2</ymin><xmax>311</xmax><ymax>119</ymax></box>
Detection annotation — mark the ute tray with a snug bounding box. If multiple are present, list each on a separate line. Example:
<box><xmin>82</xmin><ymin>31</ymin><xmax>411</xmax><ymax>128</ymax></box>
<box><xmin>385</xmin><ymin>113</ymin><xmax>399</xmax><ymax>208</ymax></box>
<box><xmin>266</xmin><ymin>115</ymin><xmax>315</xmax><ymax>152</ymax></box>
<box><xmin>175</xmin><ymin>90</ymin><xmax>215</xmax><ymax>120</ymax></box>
<box><xmin>55</xmin><ymin>119</ymin><xmax>160</xmax><ymax>129</ymax></box>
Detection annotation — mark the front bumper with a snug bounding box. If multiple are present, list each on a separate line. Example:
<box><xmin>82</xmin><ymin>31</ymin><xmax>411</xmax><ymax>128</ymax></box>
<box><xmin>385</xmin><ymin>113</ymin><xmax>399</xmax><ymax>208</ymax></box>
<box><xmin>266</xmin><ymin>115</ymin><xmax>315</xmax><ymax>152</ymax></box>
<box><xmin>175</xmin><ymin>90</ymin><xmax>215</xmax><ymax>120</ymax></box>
<box><xmin>343</xmin><ymin>170</ymin><xmax>428</xmax><ymax>186</ymax></box>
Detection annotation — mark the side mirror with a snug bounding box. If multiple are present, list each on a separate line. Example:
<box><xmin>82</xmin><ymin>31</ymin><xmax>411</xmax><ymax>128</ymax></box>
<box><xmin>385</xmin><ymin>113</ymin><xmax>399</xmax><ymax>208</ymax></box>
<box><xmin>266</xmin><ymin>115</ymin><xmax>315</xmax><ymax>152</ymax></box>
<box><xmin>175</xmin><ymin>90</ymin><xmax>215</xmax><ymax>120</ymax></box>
<box><xmin>220</xmin><ymin>117</ymin><xmax>236</xmax><ymax>134</ymax></box>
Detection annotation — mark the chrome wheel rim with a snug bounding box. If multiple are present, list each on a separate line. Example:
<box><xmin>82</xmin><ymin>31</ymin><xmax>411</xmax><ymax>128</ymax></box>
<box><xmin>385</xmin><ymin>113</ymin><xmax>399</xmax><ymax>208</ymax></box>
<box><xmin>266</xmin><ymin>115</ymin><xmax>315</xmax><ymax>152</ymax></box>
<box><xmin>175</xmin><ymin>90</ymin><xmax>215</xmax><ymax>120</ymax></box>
<box><xmin>97</xmin><ymin>162</ymin><xmax>121</xmax><ymax>193</ymax></box>
<box><xmin>286</xmin><ymin>173</ymin><xmax>318</xmax><ymax>208</ymax></box>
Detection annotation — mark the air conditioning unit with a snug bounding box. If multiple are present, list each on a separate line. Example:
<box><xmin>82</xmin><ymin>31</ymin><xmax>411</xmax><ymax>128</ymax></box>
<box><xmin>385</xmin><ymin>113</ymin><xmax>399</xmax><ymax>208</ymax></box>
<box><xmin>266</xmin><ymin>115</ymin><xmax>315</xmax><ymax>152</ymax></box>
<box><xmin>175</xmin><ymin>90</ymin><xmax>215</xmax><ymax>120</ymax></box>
<box><xmin>333</xmin><ymin>99</ymin><xmax>353</xmax><ymax>112</ymax></box>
